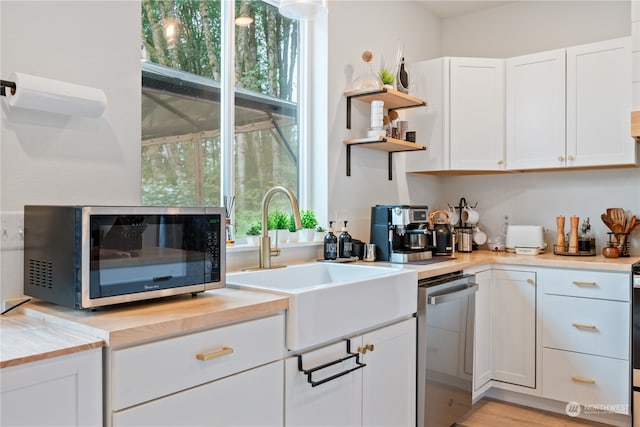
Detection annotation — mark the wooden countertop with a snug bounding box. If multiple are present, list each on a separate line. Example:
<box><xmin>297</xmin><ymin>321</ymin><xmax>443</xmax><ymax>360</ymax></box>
<box><xmin>3</xmin><ymin>251</ymin><xmax>637</xmax><ymax>368</ymax></box>
<box><xmin>20</xmin><ymin>288</ymin><xmax>289</xmax><ymax>348</ymax></box>
<box><xmin>376</xmin><ymin>250</ymin><xmax>640</xmax><ymax>280</ymax></box>
<box><xmin>0</xmin><ymin>314</ymin><xmax>104</xmax><ymax>368</ymax></box>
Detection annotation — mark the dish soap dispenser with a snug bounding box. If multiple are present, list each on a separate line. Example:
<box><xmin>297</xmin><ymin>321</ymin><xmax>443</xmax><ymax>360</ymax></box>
<box><xmin>324</xmin><ymin>221</ymin><xmax>338</xmax><ymax>260</ymax></box>
<box><xmin>339</xmin><ymin>221</ymin><xmax>353</xmax><ymax>258</ymax></box>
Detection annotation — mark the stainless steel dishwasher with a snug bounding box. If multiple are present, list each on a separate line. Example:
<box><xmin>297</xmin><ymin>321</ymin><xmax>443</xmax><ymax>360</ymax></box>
<box><xmin>417</xmin><ymin>271</ymin><xmax>479</xmax><ymax>427</ymax></box>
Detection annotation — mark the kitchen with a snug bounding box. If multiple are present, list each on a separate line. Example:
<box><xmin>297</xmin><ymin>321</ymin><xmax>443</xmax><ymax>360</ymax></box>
<box><xmin>2</xmin><ymin>0</ymin><xmax>640</xmax><ymax>426</ymax></box>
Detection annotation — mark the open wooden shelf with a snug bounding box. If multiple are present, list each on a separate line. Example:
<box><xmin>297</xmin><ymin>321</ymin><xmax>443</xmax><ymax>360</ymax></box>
<box><xmin>343</xmin><ymin>86</ymin><xmax>427</xmax><ymax>129</ymax></box>
<box><xmin>344</xmin><ymin>86</ymin><xmax>427</xmax><ymax>110</ymax></box>
<box><xmin>343</xmin><ymin>136</ymin><xmax>427</xmax><ymax>180</ymax></box>
<box><xmin>344</xmin><ymin>136</ymin><xmax>426</xmax><ymax>152</ymax></box>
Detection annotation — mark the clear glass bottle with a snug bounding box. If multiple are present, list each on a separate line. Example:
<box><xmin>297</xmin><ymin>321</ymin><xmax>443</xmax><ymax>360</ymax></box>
<box><xmin>578</xmin><ymin>217</ymin><xmax>594</xmax><ymax>253</ymax></box>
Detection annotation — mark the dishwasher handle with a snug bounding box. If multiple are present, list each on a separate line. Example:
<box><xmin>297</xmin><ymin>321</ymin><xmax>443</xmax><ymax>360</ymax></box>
<box><xmin>428</xmin><ymin>283</ymin><xmax>479</xmax><ymax>305</ymax></box>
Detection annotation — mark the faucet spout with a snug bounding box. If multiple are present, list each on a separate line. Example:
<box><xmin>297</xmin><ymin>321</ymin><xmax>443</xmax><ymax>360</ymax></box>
<box><xmin>259</xmin><ymin>186</ymin><xmax>302</xmax><ymax>269</ymax></box>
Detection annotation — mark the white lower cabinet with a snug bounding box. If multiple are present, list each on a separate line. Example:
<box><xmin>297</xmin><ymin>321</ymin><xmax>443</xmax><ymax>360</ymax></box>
<box><xmin>542</xmin><ymin>348</ymin><xmax>628</xmax><ymax>414</ymax></box>
<box><xmin>541</xmin><ymin>268</ymin><xmax>630</xmax><ymax>415</ymax></box>
<box><xmin>113</xmin><ymin>360</ymin><xmax>283</xmax><ymax>426</ymax></box>
<box><xmin>491</xmin><ymin>269</ymin><xmax>536</xmax><ymax>388</ymax></box>
<box><xmin>1</xmin><ymin>348</ymin><xmax>102</xmax><ymax>427</ymax></box>
<box><xmin>473</xmin><ymin>269</ymin><xmax>492</xmax><ymax>392</ymax></box>
<box><xmin>285</xmin><ymin>318</ymin><xmax>416</xmax><ymax>427</ymax></box>
<box><xmin>108</xmin><ymin>313</ymin><xmax>285</xmax><ymax>426</ymax></box>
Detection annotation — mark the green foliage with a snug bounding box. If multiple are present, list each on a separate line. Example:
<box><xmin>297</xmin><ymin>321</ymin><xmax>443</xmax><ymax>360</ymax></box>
<box><xmin>300</xmin><ymin>209</ymin><xmax>318</xmax><ymax>229</ymax></box>
<box><xmin>315</xmin><ymin>225</ymin><xmax>326</xmax><ymax>232</ymax></box>
<box><xmin>269</xmin><ymin>210</ymin><xmax>290</xmax><ymax>230</ymax></box>
<box><xmin>246</xmin><ymin>220</ymin><xmax>262</xmax><ymax>236</ymax></box>
<box><xmin>379</xmin><ymin>67</ymin><xmax>395</xmax><ymax>85</ymax></box>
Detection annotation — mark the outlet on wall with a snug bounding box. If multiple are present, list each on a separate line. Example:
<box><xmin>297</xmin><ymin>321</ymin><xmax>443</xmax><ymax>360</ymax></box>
<box><xmin>1</xmin><ymin>211</ymin><xmax>24</xmax><ymax>251</ymax></box>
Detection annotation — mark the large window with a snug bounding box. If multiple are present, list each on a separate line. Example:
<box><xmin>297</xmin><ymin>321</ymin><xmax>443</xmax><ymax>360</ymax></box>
<box><xmin>141</xmin><ymin>0</ymin><xmax>300</xmax><ymax>238</ymax></box>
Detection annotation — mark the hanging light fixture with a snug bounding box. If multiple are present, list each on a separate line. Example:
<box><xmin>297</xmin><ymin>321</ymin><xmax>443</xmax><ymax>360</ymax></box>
<box><xmin>279</xmin><ymin>0</ymin><xmax>327</xmax><ymax>20</ymax></box>
<box><xmin>235</xmin><ymin>16</ymin><xmax>254</xmax><ymax>26</ymax></box>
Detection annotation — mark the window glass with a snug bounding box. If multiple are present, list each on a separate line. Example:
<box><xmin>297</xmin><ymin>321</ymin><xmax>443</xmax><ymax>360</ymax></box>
<box><xmin>141</xmin><ymin>0</ymin><xmax>299</xmax><ymax>238</ymax></box>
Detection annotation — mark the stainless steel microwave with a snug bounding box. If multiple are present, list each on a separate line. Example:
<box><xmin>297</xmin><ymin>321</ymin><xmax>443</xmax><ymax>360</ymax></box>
<box><xmin>23</xmin><ymin>206</ymin><xmax>225</xmax><ymax>309</ymax></box>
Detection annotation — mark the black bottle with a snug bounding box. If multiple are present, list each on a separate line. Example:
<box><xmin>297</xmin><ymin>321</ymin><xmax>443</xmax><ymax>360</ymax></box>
<box><xmin>339</xmin><ymin>221</ymin><xmax>353</xmax><ymax>258</ymax></box>
<box><xmin>324</xmin><ymin>221</ymin><xmax>338</xmax><ymax>260</ymax></box>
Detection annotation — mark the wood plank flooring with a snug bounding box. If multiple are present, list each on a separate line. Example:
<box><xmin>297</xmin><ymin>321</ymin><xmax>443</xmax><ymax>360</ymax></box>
<box><xmin>456</xmin><ymin>399</ymin><xmax>613</xmax><ymax>427</ymax></box>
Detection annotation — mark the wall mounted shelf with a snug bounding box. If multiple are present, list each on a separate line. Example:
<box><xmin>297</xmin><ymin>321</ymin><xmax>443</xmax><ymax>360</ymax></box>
<box><xmin>343</xmin><ymin>86</ymin><xmax>426</xmax><ymax>129</ymax></box>
<box><xmin>343</xmin><ymin>87</ymin><xmax>428</xmax><ymax>180</ymax></box>
<box><xmin>343</xmin><ymin>137</ymin><xmax>426</xmax><ymax>180</ymax></box>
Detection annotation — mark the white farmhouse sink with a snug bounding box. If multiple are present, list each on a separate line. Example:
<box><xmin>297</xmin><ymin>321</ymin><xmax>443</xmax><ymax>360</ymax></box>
<box><xmin>227</xmin><ymin>262</ymin><xmax>417</xmax><ymax>351</ymax></box>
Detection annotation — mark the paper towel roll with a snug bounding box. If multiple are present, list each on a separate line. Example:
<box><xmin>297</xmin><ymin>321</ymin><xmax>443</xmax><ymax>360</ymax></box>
<box><xmin>6</xmin><ymin>72</ymin><xmax>107</xmax><ymax>118</ymax></box>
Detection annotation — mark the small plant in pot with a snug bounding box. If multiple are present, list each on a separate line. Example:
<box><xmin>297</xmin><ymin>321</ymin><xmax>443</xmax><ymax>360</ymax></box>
<box><xmin>379</xmin><ymin>67</ymin><xmax>395</xmax><ymax>89</ymax></box>
<box><xmin>245</xmin><ymin>221</ymin><xmax>261</xmax><ymax>246</ymax></box>
<box><xmin>298</xmin><ymin>209</ymin><xmax>318</xmax><ymax>242</ymax></box>
<box><xmin>314</xmin><ymin>225</ymin><xmax>327</xmax><ymax>242</ymax></box>
<box><xmin>269</xmin><ymin>210</ymin><xmax>290</xmax><ymax>245</ymax></box>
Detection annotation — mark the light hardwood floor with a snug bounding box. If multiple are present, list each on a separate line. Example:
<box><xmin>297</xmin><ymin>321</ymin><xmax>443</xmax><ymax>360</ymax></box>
<box><xmin>457</xmin><ymin>399</ymin><xmax>613</xmax><ymax>427</ymax></box>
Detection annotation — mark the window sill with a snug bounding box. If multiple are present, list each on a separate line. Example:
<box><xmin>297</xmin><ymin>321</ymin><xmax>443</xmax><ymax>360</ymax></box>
<box><xmin>225</xmin><ymin>240</ymin><xmax>322</xmax><ymax>254</ymax></box>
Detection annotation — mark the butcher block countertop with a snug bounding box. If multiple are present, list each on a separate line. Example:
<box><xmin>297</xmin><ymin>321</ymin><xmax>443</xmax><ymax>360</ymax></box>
<box><xmin>392</xmin><ymin>250</ymin><xmax>640</xmax><ymax>280</ymax></box>
<box><xmin>0</xmin><ymin>314</ymin><xmax>104</xmax><ymax>368</ymax></box>
<box><xmin>2</xmin><ymin>250</ymin><xmax>638</xmax><ymax>368</ymax></box>
<box><xmin>2</xmin><ymin>288</ymin><xmax>288</xmax><ymax>368</ymax></box>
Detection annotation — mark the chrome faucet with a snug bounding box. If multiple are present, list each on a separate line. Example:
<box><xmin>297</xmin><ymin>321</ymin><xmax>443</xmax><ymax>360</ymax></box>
<box><xmin>259</xmin><ymin>186</ymin><xmax>302</xmax><ymax>269</ymax></box>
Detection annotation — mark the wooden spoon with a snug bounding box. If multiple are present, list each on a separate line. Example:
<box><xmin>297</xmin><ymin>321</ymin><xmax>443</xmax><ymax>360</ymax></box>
<box><xmin>607</xmin><ymin>208</ymin><xmax>626</xmax><ymax>233</ymax></box>
<box><xmin>601</xmin><ymin>213</ymin><xmax>616</xmax><ymax>232</ymax></box>
<box><xmin>625</xmin><ymin>215</ymin><xmax>637</xmax><ymax>233</ymax></box>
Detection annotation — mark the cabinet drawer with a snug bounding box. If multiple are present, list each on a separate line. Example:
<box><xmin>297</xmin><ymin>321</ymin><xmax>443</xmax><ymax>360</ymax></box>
<box><xmin>111</xmin><ymin>313</ymin><xmax>284</xmax><ymax>411</ymax></box>
<box><xmin>113</xmin><ymin>361</ymin><xmax>284</xmax><ymax>427</ymax></box>
<box><xmin>542</xmin><ymin>348</ymin><xmax>629</xmax><ymax>414</ymax></box>
<box><xmin>542</xmin><ymin>269</ymin><xmax>629</xmax><ymax>301</ymax></box>
<box><xmin>543</xmin><ymin>294</ymin><xmax>629</xmax><ymax>359</ymax></box>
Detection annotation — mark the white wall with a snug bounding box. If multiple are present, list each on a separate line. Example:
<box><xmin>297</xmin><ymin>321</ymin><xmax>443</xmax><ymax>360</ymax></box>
<box><xmin>0</xmin><ymin>1</ymin><xmax>141</xmax><ymax>302</ymax></box>
<box><xmin>436</xmin><ymin>0</ymin><xmax>640</xmax><ymax>254</ymax></box>
<box><xmin>327</xmin><ymin>1</ymin><xmax>443</xmax><ymax>242</ymax></box>
<box><xmin>442</xmin><ymin>0</ymin><xmax>631</xmax><ymax>57</ymax></box>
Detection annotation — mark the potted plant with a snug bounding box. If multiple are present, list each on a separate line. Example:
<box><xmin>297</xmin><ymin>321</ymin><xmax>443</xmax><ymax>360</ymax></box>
<box><xmin>245</xmin><ymin>221</ymin><xmax>261</xmax><ymax>246</ymax></box>
<box><xmin>379</xmin><ymin>67</ymin><xmax>395</xmax><ymax>89</ymax></box>
<box><xmin>314</xmin><ymin>225</ymin><xmax>326</xmax><ymax>242</ymax></box>
<box><xmin>298</xmin><ymin>209</ymin><xmax>318</xmax><ymax>242</ymax></box>
<box><xmin>287</xmin><ymin>214</ymin><xmax>300</xmax><ymax>243</ymax></box>
<box><xmin>269</xmin><ymin>210</ymin><xmax>290</xmax><ymax>245</ymax></box>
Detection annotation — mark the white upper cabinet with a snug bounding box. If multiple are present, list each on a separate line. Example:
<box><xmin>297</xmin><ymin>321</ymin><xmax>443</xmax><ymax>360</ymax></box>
<box><xmin>406</xmin><ymin>57</ymin><xmax>506</xmax><ymax>172</ymax></box>
<box><xmin>566</xmin><ymin>37</ymin><xmax>635</xmax><ymax>167</ymax></box>
<box><xmin>506</xmin><ymin>49</ymin><xmax>566</xmax><ymax>169</ymax></box>
<box><xmin>507</xmin><ymin>37</ymin><xmax>636</xmax><ymax>170</ymax></box>
<box><xmin>449</xmin><ymin>58</ymin><xmax>506</xmax><ymax>170</ymax></box>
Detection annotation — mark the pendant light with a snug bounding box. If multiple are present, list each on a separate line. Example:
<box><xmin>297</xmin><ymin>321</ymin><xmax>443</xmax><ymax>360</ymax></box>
<box><xmin>279</xmin><ymin>0</ymin><xmax>327</xmax><ymax>20</ymax></box>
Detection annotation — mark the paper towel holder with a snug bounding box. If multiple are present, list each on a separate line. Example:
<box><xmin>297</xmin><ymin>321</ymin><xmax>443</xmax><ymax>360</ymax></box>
<box><xmin>0</xmin><ymin>79</ymin><xmax>16</xmax><ymax>97</ymax></box>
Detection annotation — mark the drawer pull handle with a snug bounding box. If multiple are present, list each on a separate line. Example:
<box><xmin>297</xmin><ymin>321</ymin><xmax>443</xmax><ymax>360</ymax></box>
<box><xmin>196</xmin><ymin>346</ymin><xmax>234</xmax><ymax>361</ymax></box>
<box><xmin>571</xmin><ymin>376</ymin><xmax>595</xmax><ymax>385</ymax></box>
<box><xmin>572</xmin><ymin>281</ymin><xmax>597</xmax><ymax>287</ymax></box>
<box><xmin>572</xmin><ymin>322</ymin><xmax>597</xmax><ymax>330</ymax></box>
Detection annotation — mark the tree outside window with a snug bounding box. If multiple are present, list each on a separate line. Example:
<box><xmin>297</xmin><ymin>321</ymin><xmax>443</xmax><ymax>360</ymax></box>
<box><xmin>141</xmin><ymin>0</ymin><xmax>299</xmax><ymax>238</ymax></box>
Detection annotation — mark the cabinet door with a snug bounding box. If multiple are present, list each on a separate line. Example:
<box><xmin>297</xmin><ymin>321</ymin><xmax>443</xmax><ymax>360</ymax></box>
<box><xmin>285</xmin><ymin>340</ymin><xmax>362</xmax><ymax>427</ymax></box>
<box><xmin>361</xmin><ymin>318</ymin><xmax>416</xmax><ymax>427</ymax></box>
<box><xmin>491</xmin><ymin>270</ymin><xmax>536</xmax><ymax>388</ymax></box>
<box><xmin>506</xmin><ymin>49</ymin><xmax>566</xmax><ymax>169</ymax></box>
<box><xmin>113</xmin><ymin>361</ymin><xmax>283</xmax><ymax>427</ymax></box>
<box><xmin>473</xmin><ymin>270</ymin><xmax>492</xmax><ymax>392</ymax></box>
<box><xmin>1</xmin><ymin>348</ymin><xmax>102</xmax><ymax>427</ymax></box>
<box><xmin>450</xmin><ymin>58</ymin><xmax>505</xmax><ymax>170</ymax></box>
<box><xmin>567</xmin><ymin>37</ymin><xmax>635</xmax><ymax>167</ymax></box>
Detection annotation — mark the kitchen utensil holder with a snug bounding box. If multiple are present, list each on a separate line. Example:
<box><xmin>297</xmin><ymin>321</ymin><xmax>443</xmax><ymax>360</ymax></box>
<box><xmin>607</xmin><ymin>232</ymin><xmax>630</xmax><ymax>257</ymax></box>
<box><xmin>553</xmin><ymin>244</ymin><xmax>595</xmax><ymax>256</ymax></box>
<box><xmin>297</xmin><ymin>339</ymin><xmax>366</xmax><ymax>387</ymax></box>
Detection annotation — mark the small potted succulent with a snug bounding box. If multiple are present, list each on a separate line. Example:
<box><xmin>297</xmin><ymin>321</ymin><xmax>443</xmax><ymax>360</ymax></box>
<box><xmin>314</xmin><ymin>225</ymin><xmax>327</xmax><ymax>242</ymax></box>
<box><xmin>379</xmin><ymin>67</ymin><xmax>395</xmax><ymax>89</ymax></box>
<box><xmin>245</xmin><ymin>221</ymin><xmax>261</xmax><ymax>246</ymax></box>
<box><xmin>298</xmin><ymin>209</ymin><xmax>318</xmax><ymax>242</ymax></box>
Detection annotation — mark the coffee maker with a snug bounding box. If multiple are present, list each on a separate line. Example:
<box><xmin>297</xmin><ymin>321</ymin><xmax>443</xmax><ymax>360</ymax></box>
<box><xmin>370</xmin><ymin>205</ymin><xmax>433</xmax><ymax>263</ymax></box>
